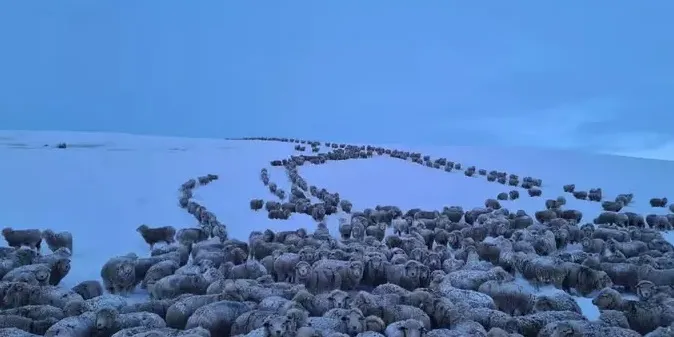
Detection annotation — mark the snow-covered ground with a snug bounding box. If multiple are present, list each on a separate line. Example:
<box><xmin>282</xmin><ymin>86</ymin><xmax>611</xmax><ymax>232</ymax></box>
<box><xmin>1</xmin><ymin>130</ymin><xmax>673</xmax><ymax>321</ymax></box>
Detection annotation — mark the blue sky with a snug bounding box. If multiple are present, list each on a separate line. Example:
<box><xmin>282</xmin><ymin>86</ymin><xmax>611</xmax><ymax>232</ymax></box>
<box><xmin>1</xmin><ymin>1</ymin><xmax>673</xmax><ymax>156</ymax></box>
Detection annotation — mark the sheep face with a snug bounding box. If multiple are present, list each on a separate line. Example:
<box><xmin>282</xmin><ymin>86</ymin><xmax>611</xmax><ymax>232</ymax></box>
<box><xmin>263</xmin><ymin>316</ymin><xmax>290</xmax><ymax>337</ymax></box>
<box><xmin>348</xmin><ymin>261</ymin><xmax>364</xmax><ymax>279</ymax></box>
<box><xmin>95</xmin><ymin>308</ymin><xmax>117</xmax><ymax>330</ymax></box>
<box><xmin>636</xmin><ymin>280</ymin><xmax>656</xmax><ymax>301</ymax></box>
<box><xmin>404</xmin><ymin>261</ymin><xmax>419</xmax><ymax>278</ymax></box>
<box><xmin>550</xmin><ymin>322</ymin><xmax>575</xmax><ymax>337</ymax></box>
<box><xmin>328</xmin><ymin>290</ymin><xmax>351</xmax><ymax>308</ymax></box>
<box><xmin>295</xmin><ymin>261</ymin><xmax>311</xmax><ymax>280</ymax></box>
<box><xmin>34</xmin><ymin>267</ymin><xmax>50</xmax><ymax>284</ymax></box>
<box><xmin>339</xmin><ymin>309</ymin><xmax>365</xmax><ymax>335</ymax></box>
<box><xmin>592</xmin><ymin>288</ymin><xmax>621</xmax><ymax>310</ymax></box>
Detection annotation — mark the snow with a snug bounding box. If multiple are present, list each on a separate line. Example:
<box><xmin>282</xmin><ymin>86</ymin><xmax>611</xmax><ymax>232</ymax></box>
<box><xmin>1</xmin><ymin>130</ymin><xmax>673</xmax><ymax>321</ymax></box>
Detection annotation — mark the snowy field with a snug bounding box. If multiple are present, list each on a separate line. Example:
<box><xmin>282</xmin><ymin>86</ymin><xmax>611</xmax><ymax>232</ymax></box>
<box><xmin>1</xmin><ymin>130</ymin><xmax>673</xmax><ymax>322</ymax></box>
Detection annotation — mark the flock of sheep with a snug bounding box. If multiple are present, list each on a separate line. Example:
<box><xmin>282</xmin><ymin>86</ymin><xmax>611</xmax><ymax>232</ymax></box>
<box><xmin>2</xmin><ymin>137</ymin><xmax>674</xmax><ymax>337</ymax></box>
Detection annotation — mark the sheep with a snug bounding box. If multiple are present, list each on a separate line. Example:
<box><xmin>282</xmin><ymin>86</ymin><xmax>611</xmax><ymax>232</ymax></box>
<box><xmin>312</xmin><ymin>259</ymin><xmax>364</xmax><ymax>290</ymax></box>
<box><xmin>547</xmin><ymin>320</ymin><xmax>640</xmax><ymax>337</ymax></box>
<box><xmin>563</xmin><ymin>262</ymin><xmax>613</xmax><ymax>296</ymax></box>
<box><xmin>273</xmin><ymin>252</ymin><xmax>300</xmax><ymax>282</ymax></box>
<box><xmin>508</xmin><ymin>310</ymin><xmax>585</xmax><ymax>337</ymax></box>
<box><xmin>250</xmin><ymin>199</ymin><xmax>264</xmax><ymax>211</ymax></box>
<box><xmin>43</xmin><ymin>312</ymin><xmax>96</xmax><ymax>337</ymax></box>
<box><xmin>151</xmin><ymin>274</ymin><xmax>210</xmax><ymax>300</ymax></box>
<box><xmin>71</xmin><ymin>280</ymin><xmax>103</xmax><ymax>300</ymax></box>
<box><xmin>563</xmin><ymin>184</ymin><xmax>575</xmax><ymax>193</ymax></box>
<box><xmin>137</xmin><ymin>225</ymin><xmax>176</xmax><ymax>249</ymax></box>
<box><xmin>299</xmin><ymin>264</ymin><xmax>343</xmax><ymax>293</ymax></box>
<box><xmin>0</xmin><ymin>304</ymin><xmax>66</xmax><ymax>322</ymax></box>
<box><xmin>2</xmin><ymin>263</ymin><xmax>52</xmax><ymax>286</ymax></box>
<box><xmin>592</xmin><ymin>287</ymin><xmax>631</xmax><ymax>311</ymax></box>
<box><xmin>176</xmin><ymin>228</ymin><xmax>209</xmax><ymax>247</ymax></box>
<box><xmin>650</xmin><ymin>197</ymin><xmax>668</xmax><ymax>207</ymax></box>
<box><xmin>221</xmin><ymin>260</ymin><xmax>268</xmax><ymax>280</ymax></box>
<box><xmin>532</xmin><ymin>292</ymin><xmax>582</xmax><ymax>314</ymax></box>
<box><xmin>602</xmin><ymin>200</ymin><xmax>624</xmax><ymax>212</ymax></box>
<box><xmin>165</xmin><ymin>293</ymin><xmax>231</xmax><ymax>329</ymax></box>
<box><xmin>386</xmin><ymin>260</ymin><xmax>425</xmax><ymax>291</ymax></box>
<box><xmin>323</xmin><ymin>308</ymin><xmax>367</xmax><ymax>335</ymax></box>
<box><xmin>598</xmin><ymin>310</ymin><xmax>630</xmax><ymax>329</ymax></box>
<box><xmin>142</xmin><ymin>260</ymin><xmax>180</xmax><ymax>290</ymax></box>
<box><xmin>527</xmin><ymin>187</ymin><xmax>542</xmax><ymax>197</ymax></box>
<box><xmin>41</xmin><ymin>229</ymin><xmax>73</xmax><ymax>253</ymax></box>
<box><xmin>340</xmin><ymin>200</ymin><xmax>353</xmax><ymax>213</ymax></box>
<box><xmin>478</xmin><ymin>280</ymin><xmax>533</xmax><ymax>316</ymax></box>
<box><xmin>338</xmin><ymin>219</ymin><xmax>352</xmax><ymax>240</ymax></box>
<box><xmin>151</xmin><ymin>245</ymin><xmax>190</xmax><ymax>266</ymax></box>
<box><xmin>94</xmin><ymin>307</ymin><xmax>166</xmax><ymax>336</ymax></box>
<box><xmin>211</xmin><ymin>223</ymin><xmax>228</xmax><ymax>243</ymax></box>
<box><xmin>378</xmin><ymin>305</ymin><xmax>431</xmax><ymax>330</ymax></box>
<box><xmin>184</xmin><ymin>300</ymin><xmax>252</xmax><ymax>336</ymax></box>
<box><xmin>383</xmin><ymin>319</ymin><xmax>426</xmax><ymax>337</ymax></box>
<box><xmin>572</xmin><ymin>191</ymin><xmax>588</xmax><ymax>200</ymax></box>
<box><xmin>229</xmin><ymin>311</ymin><xmax>287</xmax><ymax>336</ymax></box>
<box><xmin>2</xmin><ymin>228</ymin><xmax>41</xmax><ymax>250</ymax></box>
<box><xmin>444</xmin><ymin>267</ymin><xmax>513</xmax><ymax>291</ymax></box>
<box><xmin>100</xmin><ymin>254</ymin><xmax>137</xmax><ymax>295</ymax></box>
<box><xmin>485</xmin><ymin>199</ymin><xmax>502</xmax><ymax>210</ymax></box>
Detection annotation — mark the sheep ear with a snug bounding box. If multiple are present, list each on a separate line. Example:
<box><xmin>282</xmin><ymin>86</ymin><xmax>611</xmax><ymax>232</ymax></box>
<box><xmin>341</xmin><ymin>316</ymin><xmax>348</xmax><ymax>321</ymax></box>
<box><xmin>263</xmin><ymin>321</ymin><xmax>270</xmax><ymax>327</ymax></box>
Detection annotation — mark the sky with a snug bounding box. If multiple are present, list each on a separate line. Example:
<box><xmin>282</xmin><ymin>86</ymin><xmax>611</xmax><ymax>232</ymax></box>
<box><xmin>1</xmin><ymin>1</ymin><xmax>673</xmax><ymax>158</ymax></box>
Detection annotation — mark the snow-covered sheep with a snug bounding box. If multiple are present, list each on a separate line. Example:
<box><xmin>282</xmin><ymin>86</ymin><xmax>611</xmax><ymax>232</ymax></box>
<box><xmin>142</xmin><ymin>260</ymin><xmax>180</xmax><ymax>290</ymax></box>
<box><xmin>184</xmin><ymin>300</ymin><xmax>251</xmax><ymax>336</ymax></box>
<box><xmin>532</xmin><ymin>292</ymin><xmax>581</xmax><ymax>314</ymax></box>
<box><xmin>100</xmin><ymin>254</ymin><xmax>137</xmax><ymax>295</ymax></box>
<box><xmin>2</xmin><ymin>263</ymin><xmax>52</xmax><ymax>286</ymax></box>
<box><xmin>312</xmin><ymin>259</ymin><xmax>364</xmax><ymax>291</ymax></box>
<box><xmin>383</xmin><ymin>319</ymin><xmax>426</xmax><ymax>337</ymax></box>
<box><xmin>43</xmin><ymin>311</ymin><xmax>96</xmax><ymax>337</ymax></box>
<box><xmin>71</xmin><ymin>280</ymin><xmax>104</xmax><ymax>300</ymax></box>
<box><xmin>150</xmin><ymin>274</ymin><xmax>210</xmax><ymax>300</ymax></box>
<box><xmin>41</xmin><ymin>229</ymin><xmax>73</xmax><ymax>253</ymax></box>
<box><xmin>95</xmin><ymin>307</ymin><xmax>166</xmax><ymax>336</ymax></box>
<box><xmin>273</xmin><ymin>253</ymin><xmax>300</xmax><ymax>283</ymax></box>
<box><xmin>2</xmin><ymin>228</ymin><xmax>41</xmax><ymax>250</ymax></box>
<box><xmin>478</xmin><ymin>280</ymin><xmax>533</xmax><ymax>316</ymax></box>
<box><xmin>176</xmin><ymin>228</ymin><xmax>209</xmax><ymax>248</ymax></box>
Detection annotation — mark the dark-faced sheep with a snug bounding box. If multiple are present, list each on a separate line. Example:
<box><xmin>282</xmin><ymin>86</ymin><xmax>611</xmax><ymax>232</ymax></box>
<box><xmin>136</xmin><ymin>225</ymin><xmax>176</xmax><ymax>250</ymax></box>
<box><xmin>650</xmin><ymin>197</ymin><xmax>668</xmax><ymax>207</ymax></box>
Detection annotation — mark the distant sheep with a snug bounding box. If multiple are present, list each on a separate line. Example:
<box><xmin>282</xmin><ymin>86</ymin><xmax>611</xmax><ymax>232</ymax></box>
<box><xmin>527</xmin><ymin>188</ymin><xmax>542</xmax><ymax>197</ymax></box>
<box><xmin>249</xmin><ymin>199</ymin><xmax>264</xmax><ymax>211</ymax></box>
<box><xmin>42</xmin><ymin>229</ymin><xmax>73</xmax><ymax>253</ymax></box>
<box><xmin>650</xmin><ymin>197</ymin><xmax>668</xmax><ymax>207</ymax></box>
<box><xmin>136</xmin><ymin>225</ymin><xmax>176</xmax><ymax>249</ymax></box>
<box><xmin>2</xmin><ymin>227</ymin><xmax>42</xmax><ymax>250</ymax></box>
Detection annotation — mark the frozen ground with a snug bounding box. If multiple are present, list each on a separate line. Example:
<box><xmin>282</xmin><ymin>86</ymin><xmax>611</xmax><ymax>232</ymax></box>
<box><xmin>1</xmin><ymin>130</ymin><xmax>673</xmax><ymax>321</ymax></box>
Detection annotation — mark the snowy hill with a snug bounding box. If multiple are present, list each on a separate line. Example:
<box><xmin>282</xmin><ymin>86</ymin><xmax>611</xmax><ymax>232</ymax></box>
<box><xmin>1</xmin><ymin>130</ymin><xmax>673</xmax><ymax>326</ymax></box>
